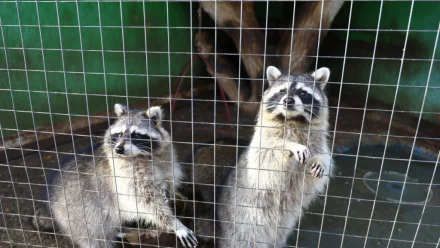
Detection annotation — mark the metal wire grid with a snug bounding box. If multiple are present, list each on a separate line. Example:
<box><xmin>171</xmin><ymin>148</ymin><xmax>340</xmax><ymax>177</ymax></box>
<box><xmin>0</xmin><ymin>0</ymin><xmax>439</xmax><ymax>248</ymax></box>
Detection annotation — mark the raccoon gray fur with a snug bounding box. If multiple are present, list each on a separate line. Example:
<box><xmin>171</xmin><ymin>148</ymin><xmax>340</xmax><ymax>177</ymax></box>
<box><xmin>33</xmin><ymin>104</ymin><xmax>197</xmax><ymax>248</ymax></box>
<box><xmin>187</xmin><ymin>138</ymin><xmax>248</xmax><ymax>246</ymax></box>
<box><xmin>214</xmin><ymin>66</ymin><xmax>334</xmax><ymax>247</ymax></box>
<box><xmin>190</xmin><ymin>138</ymin><xmax>249</xmax><ymax>204</ymax></box>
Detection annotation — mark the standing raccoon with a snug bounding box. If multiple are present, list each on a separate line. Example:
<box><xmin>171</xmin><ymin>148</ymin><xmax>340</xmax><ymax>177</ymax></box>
<box><xmin>216</xmin><ymin>66</ymin><xmax>333</xmax><ymax>247</ymax></box>
<box><xmin>33</xmin><ymin>104</ymin><xmax>197</xmax><ymax>248</ymax></box>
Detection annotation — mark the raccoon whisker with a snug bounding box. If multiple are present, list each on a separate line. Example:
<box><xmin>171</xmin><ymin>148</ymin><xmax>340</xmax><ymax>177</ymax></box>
<box><xmin>311</xmin><ymin>108</ymin><xmax>320</xmax><ymax>115</ymax></box>
<box><xmin>135</xmin><ymin>145</ymin><xmax>154</xmax><ymax>149</ymax></box>
<box><xmin>137</xmin><ymin>150</ymin><xmax>153</xmax><ymax>154</ymax></box>
<box><xmin>308</xmin><ymin>107</ymin><xmax>320</xmax><ymax>115</ymax></box>
<box><xmin>263</xmin><ymin>101</ymin><xmax>281</xmax><ymax>105</ymax></box>
<box><xmin>100</xmin><ymin>148</ymin><xmax>114</xmax><ymax>154</ymax></box>
<box><xmin>141</xmin><ymin>149</ymin><xmax>154</xmax><ymax>154</ymax></box>
<box><xmin>303</xmin><ymin>107</ymin><xmax>320</xmax><ymax>118</ymax></box>
<box><xmin>135</xmin><ymin>145</ymin><xmax>152</xmax><ymax>148</ymax></box>
<box><xmin>266</xmin><ymin>105</ymin><xmax>278</xmax><ymax>111</ymax></box>
<box><xmin>135</xmin><ymin>148</ymin><xmax>153</xmax><ymax>152</ymax></box>
<box><xmin>146</xmin><ymin>153</ymin><xmax>161</xmax><ymax>160</ymax></box>
<box><xmin>136</xmin><ymin>153</ymin><xmax>152</xmax><ymax>157</ymax></box>
<box><xmin>134</xmin><ymin>152</ymin><xmax>153</xmax><ymax>159</ymax></box>
<box><xmin>310</xmin><ymin>111</ymin><xmax>320</xmax><ymax>118</ymax></box>
<box><xmin>300</xmin><ymin>104</ymin><xmax>321</xmax><ymax>109</ymax></box>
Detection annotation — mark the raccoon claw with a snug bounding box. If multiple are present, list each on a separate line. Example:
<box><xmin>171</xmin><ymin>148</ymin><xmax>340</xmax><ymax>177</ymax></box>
<box><xmin>310</xmin><ymin>163</ymin><xmax>324</xmax><ymax>178</ymax></box>
<box><xmin>288</xmin><ymin>143</ymin><xmax>310</xmax><ymax>165</ymax></box>
<box><xmin>161</xmin><ymin>188</ymin><xmax>170</xmax><ymax>204</ymax></box>
<box><xmin>176</xmin><ymin>228</ymin><xmax>197</xmax><ymax>247</ymax></box>
<box><xmin>174</xmin><ymin>220</ymin><xmax>197</xmax><ymax>247</ymax></box>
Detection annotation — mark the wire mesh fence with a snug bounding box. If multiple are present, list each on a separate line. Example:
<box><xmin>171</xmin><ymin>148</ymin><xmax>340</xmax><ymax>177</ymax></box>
<box><xmin>0</xmin><ymin>1</ymin><xmax>439</xmax><ymax>248</ymax></box>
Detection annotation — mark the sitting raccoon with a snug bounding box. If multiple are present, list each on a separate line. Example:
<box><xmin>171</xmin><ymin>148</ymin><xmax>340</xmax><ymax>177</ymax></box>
<box><xmin>33</xmin><ymin>104</ymin><xmax>197</xmax><ymax>248</ymax></box>
<box><xmin>215</xmin><ymin>66</ymin><xmax>334</xmax><ymax>247</ymax></box>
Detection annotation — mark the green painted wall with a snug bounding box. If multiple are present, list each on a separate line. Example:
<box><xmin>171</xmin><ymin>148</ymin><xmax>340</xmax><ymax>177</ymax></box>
<box><xmin>319</xmin><ymin>1</ymin><xmax>440</xmax><ymax>125</ymax></box>
<box><xmin>0</xmin><ymin>2</ymin><xmax>202</xmax><ymax>136</ymax></box>
<box><xmin>1</xmin><ymin>1</ymin><xmax>439</xmax><ymax>137</ymax></box>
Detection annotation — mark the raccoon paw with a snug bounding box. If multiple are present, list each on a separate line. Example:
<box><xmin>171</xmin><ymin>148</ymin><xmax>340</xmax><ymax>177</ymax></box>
<box><xmin>288</xmin><ymin>143</ymin><xmax>310</xmax><ymax>165</ymax></box>
<box><xmin>161</xmin><ymin>188</ymin><xmax>170</xmax><ymax>204</ymax></box>
<box><xmin>144</xmin><ymin>229</ymin><xmax>159</xmax><ymax>239</ymax></box>
<box><xmin>176</xmin><ymin>227</ymin><xmax>198</xmax><ymax>248</ymax></box>
<box><xmin>310</xmin><ymin>163</ymin><xmax>324</xmax><ymax>178</ymax></box>
<box><xmin>174</xmin><ymin>220</ymin><xmax>198</xmax><ymax>247</ymax></box>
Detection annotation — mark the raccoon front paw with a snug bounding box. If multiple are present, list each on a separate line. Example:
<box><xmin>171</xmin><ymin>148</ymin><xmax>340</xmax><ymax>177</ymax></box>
<box><xmin>174</xmin><ymin>220</ymin><xmax>198</xmax><ymax>247</ymax></box>
<box><xmin>287</xmin><ymin>143</ymin><xmax>310</xmax><ymax>165</ymax></box>
<box><xmin>161</xmin><ymin>188</ymin><xmax>170</xmax><ymax>204</ymax></box>
<box><xmin>144</xmin><ymin>229</ymin><xmax>159</xmax><ymax>239</ymax></box>
<box><xmin>176</xmin><ymin>227</ymin><xmax>198</xmax><ymax>248</ymax></box>
<box><xmin>310</xmin><ymin>162</ymin><xmax>324</xmax><ymax>178</ymax></box>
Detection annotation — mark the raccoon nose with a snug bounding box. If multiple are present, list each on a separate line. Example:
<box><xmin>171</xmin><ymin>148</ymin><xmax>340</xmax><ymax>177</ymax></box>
<box><xmin>115</xmin><ymin>146</ymin><xmax>124</xmax><ymax>154</ymax></box>
<box><xmin>284</xmin><ymin>97</ymin><xmax>295</xmax><ymax>105</ymax></box>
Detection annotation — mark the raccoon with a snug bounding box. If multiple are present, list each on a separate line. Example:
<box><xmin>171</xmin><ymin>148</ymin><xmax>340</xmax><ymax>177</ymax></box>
<box><xmin>215</xmin><ymin>66</ymin><xmax>333</xmax><ymax>247</ymax></box>
<box><xmin>33</xmin><ymin>104</ymin><xmax>197</xmax><ymax>248</ymax></box>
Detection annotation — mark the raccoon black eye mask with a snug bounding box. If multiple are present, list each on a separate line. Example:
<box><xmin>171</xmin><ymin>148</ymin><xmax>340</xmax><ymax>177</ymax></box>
<box><xmin>130</xmin><ymin>133</ymin><xmax>160</xmax><ymax>152</ymax></box>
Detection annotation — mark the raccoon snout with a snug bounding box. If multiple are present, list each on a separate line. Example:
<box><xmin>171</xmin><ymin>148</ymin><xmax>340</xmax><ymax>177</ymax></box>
<box><xmin>283</xmin><ymin>97</ymin><xmax>295</xmax><ymax>105</ymax></box>
<box><xmin>115</xmin><ymin>145</ymin><xmax>125</xmax><ymax>154</ymax></box>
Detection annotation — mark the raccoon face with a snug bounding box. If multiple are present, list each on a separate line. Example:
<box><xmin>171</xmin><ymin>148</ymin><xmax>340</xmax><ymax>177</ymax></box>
<box><xmin>104</xmin><ymin>104</ymin><xmax>169</xmax><ymax>158</ymax></box>
<box><xmin>263</xmin><ymin>66</ymin><xmax>330</xmax><ymax>123</ymax></box>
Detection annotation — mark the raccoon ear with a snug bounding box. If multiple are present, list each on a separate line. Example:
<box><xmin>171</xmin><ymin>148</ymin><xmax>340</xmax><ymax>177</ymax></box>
<box><xmin>145</xmin><ymin>106</ymin><xmax>163</xmax><ymax>127</ymax></box>
<box><xmin>114</xmin><ymin>103</ymin><xmax>128</xmax><ymax>117</ymax></box>
<box><xmin>266</xmin><ymin>66</ymin><xmax>282</xmax><ymax>86</ymax></box>
<box><xmin>311</xmin><ymin>67</ymin><xmax>330</xmax><ymax>90</ymax></box>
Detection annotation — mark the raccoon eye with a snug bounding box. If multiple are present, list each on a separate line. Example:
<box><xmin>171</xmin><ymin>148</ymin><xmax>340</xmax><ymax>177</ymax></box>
<box><xmin>132</xmin><ymin>134</ymin><xmax>141</xmax><ymax>139</ymax></box>
<box><xmin>279</xmin><ymin>89</ymin><xmax>287</xmax><ymax>94</ymax></box>
<box><xmin>299</xmin><ymin>91</ymin><xmax>307</xmax><ymax>97</ymax></box>
<box><xmin>111</xmin><ymin>133</ymin><xmax>122</xmax><ymax>141</ymax></box>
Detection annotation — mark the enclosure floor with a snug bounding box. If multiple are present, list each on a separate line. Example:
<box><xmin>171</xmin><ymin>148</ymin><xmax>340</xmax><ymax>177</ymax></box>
<box><xmin>1</xmin><ymin>93</ymin><xmax>439</xmax><ymax>248</ymax></box>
